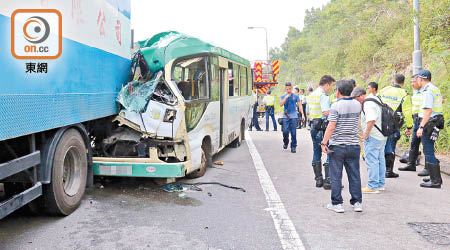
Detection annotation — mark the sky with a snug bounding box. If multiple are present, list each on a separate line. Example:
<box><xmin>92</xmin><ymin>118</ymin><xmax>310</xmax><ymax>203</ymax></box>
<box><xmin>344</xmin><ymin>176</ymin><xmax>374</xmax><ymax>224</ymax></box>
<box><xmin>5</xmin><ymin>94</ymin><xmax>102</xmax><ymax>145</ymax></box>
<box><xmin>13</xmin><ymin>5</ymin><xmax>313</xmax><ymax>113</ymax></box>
<box><xmin>130</xmin><ymin>0</ymin><xmax>330</xmax><ymax>62</ymax></box>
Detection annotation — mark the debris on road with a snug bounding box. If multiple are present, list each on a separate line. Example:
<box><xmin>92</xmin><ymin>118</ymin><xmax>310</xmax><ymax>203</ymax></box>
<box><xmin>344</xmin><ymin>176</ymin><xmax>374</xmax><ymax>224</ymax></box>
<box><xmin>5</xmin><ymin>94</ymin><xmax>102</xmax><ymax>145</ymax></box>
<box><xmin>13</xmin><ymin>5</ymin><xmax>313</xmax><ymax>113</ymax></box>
<box><xmin>162</xmin><ymin>184</ymin><xmax>183</xmax><ymax>192</ymax></box>
<box><xmin>138</xmin><ymin>185</ymin><xmax>149</xmax><ymax>190</ymax></box>
<box><xmin>183</xmin><ymin>182</ymin><xmax>246</xmax><ymax>192</ymax></box>
<box><xmin>187</xmin><ymin>184</ymin><xmax>202</xmax><ymax>191</ymax></box>
<box><xmin>178</xmin><ymin>193</ymin><xmax>187</xmax><ymax>198</ymax></box>
<box><xmin>162</xmin><ymin>182</ymin><xmax>245</xmax><ymax>193</ymax></box>
<box><xmin>214</xmin><ymin>161</ymin><xmax>224</xmax><ymax>165</ymax></box>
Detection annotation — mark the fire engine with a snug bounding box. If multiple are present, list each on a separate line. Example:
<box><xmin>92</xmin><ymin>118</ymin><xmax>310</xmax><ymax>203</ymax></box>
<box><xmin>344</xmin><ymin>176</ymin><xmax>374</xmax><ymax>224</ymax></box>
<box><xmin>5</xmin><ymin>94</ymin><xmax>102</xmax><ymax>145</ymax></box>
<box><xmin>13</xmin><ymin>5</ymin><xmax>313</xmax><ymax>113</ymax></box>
<box><xmin>252</xmin><ymin>60</ymin><xmax>280</xmax><ymax>117</ymax></box>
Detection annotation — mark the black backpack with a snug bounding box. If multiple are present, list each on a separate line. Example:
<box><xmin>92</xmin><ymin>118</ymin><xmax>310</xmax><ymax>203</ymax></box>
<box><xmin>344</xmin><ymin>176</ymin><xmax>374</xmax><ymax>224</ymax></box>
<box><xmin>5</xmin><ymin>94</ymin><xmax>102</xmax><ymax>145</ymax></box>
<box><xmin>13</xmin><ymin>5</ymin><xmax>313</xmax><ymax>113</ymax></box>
<box><xmin>363</xmin><ymin>97</ymin><xmax>401</xmax><ymax>136</ymax></box>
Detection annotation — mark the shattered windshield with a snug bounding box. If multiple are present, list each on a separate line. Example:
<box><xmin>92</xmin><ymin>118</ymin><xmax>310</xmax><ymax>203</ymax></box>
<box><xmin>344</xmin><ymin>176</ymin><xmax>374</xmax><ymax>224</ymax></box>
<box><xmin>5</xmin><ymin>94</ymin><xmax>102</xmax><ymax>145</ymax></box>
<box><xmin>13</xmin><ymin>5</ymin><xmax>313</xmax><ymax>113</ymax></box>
<box><xmin>117</xmin><ymin>72</ymin><xmax>176</xmax><ymax>113</ymax></box>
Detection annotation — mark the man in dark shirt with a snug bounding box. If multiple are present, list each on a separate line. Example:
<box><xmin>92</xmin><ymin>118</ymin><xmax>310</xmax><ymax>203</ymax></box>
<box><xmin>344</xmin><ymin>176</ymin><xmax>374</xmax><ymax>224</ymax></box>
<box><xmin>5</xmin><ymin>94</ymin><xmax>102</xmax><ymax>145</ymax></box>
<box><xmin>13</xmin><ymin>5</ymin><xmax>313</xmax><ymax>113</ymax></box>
<box><xmin>280</xmin><ymin>82</ymin><xmax>305</xmax><ymax>153</ymax></box>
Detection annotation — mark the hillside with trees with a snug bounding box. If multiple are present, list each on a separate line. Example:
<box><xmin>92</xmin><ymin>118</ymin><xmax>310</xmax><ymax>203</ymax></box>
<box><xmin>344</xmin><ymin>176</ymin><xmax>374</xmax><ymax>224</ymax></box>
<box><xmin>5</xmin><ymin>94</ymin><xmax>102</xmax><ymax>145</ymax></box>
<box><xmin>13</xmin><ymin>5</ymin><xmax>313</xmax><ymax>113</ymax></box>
<box><xmin>270</xmin><ymin>0</ymin><xmax>449</xmax><ymax>152</ymax></box>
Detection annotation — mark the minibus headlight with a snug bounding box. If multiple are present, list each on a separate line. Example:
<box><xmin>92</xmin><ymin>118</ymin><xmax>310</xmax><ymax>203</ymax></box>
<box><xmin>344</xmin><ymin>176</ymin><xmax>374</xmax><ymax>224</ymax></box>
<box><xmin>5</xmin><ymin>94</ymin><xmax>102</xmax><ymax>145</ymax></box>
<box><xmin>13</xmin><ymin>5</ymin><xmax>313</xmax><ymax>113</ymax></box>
<box><xmin>163</xmin><ymin>109</ymin><xmax>177</xmax><ymax>123</ymax></box>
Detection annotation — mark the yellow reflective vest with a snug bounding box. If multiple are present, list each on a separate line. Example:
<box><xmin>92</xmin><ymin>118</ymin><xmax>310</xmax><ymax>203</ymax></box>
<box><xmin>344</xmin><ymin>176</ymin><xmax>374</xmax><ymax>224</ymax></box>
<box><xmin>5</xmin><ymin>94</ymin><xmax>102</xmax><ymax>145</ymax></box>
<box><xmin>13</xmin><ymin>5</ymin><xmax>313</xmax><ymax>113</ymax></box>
<box><xmin>378</xmin><ymin>85</ymin><xmax>413</xmax><ymax>128</ymax></box>
<box><xmin>263</xmin><ymin>95</ymin><xmax>275</xmax><ymax>106</ymax></box>
<box><xmin>330</xmin><ymin>93</ymin><xmax>337</xmax><ymax>105</ymax></box>
<box><xmin>411</xmin><ymin>90</ymin><xmax>423</xmax><ymax>115</ymax></box>
<box><xmin>306</xmin><ymin>88</ymin><xmax>326</xmax><ymax>119</ymax></box>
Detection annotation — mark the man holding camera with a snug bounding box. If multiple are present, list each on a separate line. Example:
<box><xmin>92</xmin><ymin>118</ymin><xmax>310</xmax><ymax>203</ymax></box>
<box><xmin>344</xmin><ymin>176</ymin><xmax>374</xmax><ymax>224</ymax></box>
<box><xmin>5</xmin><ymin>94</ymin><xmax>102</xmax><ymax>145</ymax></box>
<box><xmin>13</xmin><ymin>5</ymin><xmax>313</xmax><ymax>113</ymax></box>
<box><xmin>378</xmin><ymin>74</ymin><xmax>413</xmax><ymax>178</ymax></box>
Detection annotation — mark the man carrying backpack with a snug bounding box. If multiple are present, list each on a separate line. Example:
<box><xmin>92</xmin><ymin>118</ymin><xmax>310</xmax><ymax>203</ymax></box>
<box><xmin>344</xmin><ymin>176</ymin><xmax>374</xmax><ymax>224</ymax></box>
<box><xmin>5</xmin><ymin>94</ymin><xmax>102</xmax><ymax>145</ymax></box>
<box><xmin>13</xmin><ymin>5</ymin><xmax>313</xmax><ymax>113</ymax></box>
<box><xmin>379</xmin><ymin>74</ymin><xmax>413</xmax><ymax>178</ymax></box>
<box><xmin>352</xmin><ymin>86</ymin><xmax>387</xmax><ymax>194</ymax></box>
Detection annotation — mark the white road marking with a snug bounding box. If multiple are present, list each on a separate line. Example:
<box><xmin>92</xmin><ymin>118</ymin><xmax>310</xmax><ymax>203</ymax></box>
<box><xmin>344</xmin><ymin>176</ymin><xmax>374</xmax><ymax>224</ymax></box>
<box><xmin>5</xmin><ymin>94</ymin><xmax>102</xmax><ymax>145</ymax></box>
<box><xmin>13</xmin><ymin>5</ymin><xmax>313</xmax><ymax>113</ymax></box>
<box><xmin>245</xmin><ymin>131</ymin><xmax>306</xmax><ymax>250</ymax></box>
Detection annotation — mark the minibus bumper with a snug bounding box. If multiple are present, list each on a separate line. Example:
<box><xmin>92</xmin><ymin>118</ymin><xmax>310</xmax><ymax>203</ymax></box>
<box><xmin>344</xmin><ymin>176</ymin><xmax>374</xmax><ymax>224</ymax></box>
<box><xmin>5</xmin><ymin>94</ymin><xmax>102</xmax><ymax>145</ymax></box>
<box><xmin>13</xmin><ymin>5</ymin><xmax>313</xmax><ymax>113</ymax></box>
<box><xmin>92</xmin><ymin>158</ymin><xmax>186</xmax><ymax>178</ymax></box>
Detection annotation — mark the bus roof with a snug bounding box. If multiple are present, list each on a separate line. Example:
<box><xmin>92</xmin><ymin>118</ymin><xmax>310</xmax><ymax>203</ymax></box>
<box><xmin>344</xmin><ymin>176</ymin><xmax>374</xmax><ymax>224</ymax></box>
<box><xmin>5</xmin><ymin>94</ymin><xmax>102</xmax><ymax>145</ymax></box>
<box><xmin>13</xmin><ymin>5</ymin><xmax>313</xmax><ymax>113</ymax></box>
<box><xmin>137</xmin><ymin>31</ymin><xmax>250</xmax><ymax>73</ymax></box>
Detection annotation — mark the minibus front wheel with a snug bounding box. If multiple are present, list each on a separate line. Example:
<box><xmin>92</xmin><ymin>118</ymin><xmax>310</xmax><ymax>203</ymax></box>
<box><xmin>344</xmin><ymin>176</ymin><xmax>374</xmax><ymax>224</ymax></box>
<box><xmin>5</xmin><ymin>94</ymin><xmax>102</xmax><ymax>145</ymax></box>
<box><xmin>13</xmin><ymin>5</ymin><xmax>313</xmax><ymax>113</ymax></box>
<box><xmin>187</xmin><ymin>140</ymin><xmax>211</xmax><ymax>178</ymax></box>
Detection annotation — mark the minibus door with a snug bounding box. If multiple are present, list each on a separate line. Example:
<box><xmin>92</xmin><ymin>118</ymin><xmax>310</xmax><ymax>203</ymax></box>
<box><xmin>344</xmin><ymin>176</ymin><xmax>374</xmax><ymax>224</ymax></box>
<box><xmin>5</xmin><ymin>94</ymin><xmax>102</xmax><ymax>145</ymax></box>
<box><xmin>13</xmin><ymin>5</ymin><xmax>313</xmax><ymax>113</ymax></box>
<box><xmin>219</xmin><ymin>68</ymin><xmax>225</xmax><ymax>148</ymax></box>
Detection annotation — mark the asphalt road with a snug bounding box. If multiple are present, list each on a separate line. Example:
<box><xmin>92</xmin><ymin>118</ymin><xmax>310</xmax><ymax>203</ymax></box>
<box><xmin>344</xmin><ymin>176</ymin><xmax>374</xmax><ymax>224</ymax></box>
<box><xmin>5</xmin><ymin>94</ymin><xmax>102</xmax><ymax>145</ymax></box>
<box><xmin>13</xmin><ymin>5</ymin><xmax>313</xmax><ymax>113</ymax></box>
<box><xmin>1</xmin><ymin>128</ymin><xmax>450</xmax><ymax>250</ymax></box>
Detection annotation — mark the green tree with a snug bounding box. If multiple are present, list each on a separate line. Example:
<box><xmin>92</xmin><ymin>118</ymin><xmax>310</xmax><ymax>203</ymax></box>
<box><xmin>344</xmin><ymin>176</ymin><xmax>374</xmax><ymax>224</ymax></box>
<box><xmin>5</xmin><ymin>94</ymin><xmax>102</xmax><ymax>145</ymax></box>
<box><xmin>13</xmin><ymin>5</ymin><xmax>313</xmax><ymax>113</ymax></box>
<box><xmin>271</xmin><ymin>0</ymin><xmax>450</xmax><ymax>152</ymax></box>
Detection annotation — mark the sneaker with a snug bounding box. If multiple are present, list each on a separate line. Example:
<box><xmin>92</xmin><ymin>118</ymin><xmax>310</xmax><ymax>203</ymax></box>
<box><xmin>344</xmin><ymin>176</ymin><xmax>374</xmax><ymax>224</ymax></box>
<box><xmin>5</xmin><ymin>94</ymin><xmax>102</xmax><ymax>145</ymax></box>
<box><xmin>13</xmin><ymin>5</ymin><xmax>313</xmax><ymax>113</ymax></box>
<box><xmin>378</xmin><ymin>187</ymin><xmax>386</xmax><ymax>191</ymax></box>
<box><xmin>327</xmin><ymin>203</ymin><xmax>344</xmax><ymax>213</ymax></box>
<box><xmin>362</xmin><ymin>187</ymin><xmax>379</xmax><ymax>194</ymax></box>
<box><xmin>283</xmin><ymin>144</ymin><xmax>288</xmax><ymax>149</ymax></box>
<box><xmin>291</xmin><ymin>148</ymin><xmax>296</xmax><ymax>153</ymax></box>
<box><xmin>352</xmin><ymin>202</ymin><xmax>363</xmax><ymax>212</ymax></box>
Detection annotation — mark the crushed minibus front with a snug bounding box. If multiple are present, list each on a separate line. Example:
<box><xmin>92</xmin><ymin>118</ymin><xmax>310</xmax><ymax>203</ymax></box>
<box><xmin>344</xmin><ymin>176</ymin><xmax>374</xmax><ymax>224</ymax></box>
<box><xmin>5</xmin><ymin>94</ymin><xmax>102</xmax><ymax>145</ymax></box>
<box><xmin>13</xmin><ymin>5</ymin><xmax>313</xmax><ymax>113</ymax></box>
<box><xmin>91</xmin><ymin>31</ymin><xmax>252</xmax><ymax>179</ymax></box>
<box><xmin>92</xmin><ymin>33</ymin><xmax>194</xmax><ymax>179</ymax></box>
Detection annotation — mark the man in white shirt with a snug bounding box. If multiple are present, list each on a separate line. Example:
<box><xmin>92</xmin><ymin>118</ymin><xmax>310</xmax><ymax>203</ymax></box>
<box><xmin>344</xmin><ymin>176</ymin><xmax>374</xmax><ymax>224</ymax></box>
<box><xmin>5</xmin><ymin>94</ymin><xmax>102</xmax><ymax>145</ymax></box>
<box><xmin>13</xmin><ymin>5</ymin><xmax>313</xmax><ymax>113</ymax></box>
<box><xmin>352</xmin><ymin>86</ymin><xmax>387</xmax><ymax>194</ymax></box>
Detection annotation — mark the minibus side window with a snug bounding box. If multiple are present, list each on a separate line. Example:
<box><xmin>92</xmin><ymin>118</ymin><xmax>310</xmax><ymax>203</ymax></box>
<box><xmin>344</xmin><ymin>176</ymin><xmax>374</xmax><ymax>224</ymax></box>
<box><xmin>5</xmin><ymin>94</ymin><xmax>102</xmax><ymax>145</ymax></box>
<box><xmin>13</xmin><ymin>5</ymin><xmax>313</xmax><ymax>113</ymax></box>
<box><xmin>240</xmin><ymin>66</ymin><xmax>247</xmax><ymax>96</ymax></box>
<box><xmin>198</xmin><ymin>58</ymin><xmax>209</xmax><ymax>99</ymax></box>
<box><xmin>233</xmin><ymin>64</ymin><xmax>240</xmax><ymax>96</ymax></box>
<box><xmin>209</xmin><ymin>56</ymin><xmax>220</xmax><ymax>102</ymax></box>
<box><xmin>248</xmin><ymin>69</ymin><xmax>253</xmax><ymax>96</ymax></box>
<box><xmin>228</xmin><ymin>62</ymin><xmax>234</xmax><ymax>97</ymax></box>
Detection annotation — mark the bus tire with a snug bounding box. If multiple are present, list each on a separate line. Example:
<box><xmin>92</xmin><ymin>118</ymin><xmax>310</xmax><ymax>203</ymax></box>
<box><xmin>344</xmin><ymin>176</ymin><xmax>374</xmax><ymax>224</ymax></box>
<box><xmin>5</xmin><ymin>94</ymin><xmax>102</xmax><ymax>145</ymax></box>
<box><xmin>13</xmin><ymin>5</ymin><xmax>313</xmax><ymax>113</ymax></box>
<box><xmin>186</xmin><ymin>142</ymin><xmax>211</xmax><ymax>179</ymax></box>
<box><xmin>230</xmin><ymin>121</ymin><xmax>244</xmax><ymax>148</ymax></box>
<box><xmin>43</xmin><ymin>128</ymin><xmax>88</xmax><ymax>215</ymax></box>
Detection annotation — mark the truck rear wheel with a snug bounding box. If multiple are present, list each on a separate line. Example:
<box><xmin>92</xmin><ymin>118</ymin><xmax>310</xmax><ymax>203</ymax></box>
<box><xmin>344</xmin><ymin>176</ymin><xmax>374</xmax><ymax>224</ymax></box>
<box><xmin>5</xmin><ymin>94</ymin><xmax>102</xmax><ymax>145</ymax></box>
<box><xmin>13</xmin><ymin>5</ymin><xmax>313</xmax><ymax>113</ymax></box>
<box><xmin>44</xmin><ymin>129</ymin><xmax>87</xmax><ymax>215</ymax></box>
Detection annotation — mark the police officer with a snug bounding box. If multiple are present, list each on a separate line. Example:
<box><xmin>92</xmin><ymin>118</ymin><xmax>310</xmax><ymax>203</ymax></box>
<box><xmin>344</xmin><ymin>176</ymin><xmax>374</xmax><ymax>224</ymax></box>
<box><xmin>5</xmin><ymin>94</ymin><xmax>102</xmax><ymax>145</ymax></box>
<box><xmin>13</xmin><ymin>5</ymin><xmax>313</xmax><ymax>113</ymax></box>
<box><xmin>378</xmin><ymin>74</ymin><xmax>413</xmax><ymax>178</ymax></box>
<box><xmin>415</xmin><ymin>70</ymin><xmax>443</xmax><ymax>188</ymax></box>
<box><xmin>298</xmin><ymin>88</ymin><xmax>308</xmax><ymax>128</ymax></box>
<box><xmin>263</xmin><ymin>90</ymin><xmax>277</xmax><ymax>131</ymax></box>
<box><xmin>306</xmin><ymin>87</ymin><xmax>314</xmax><ymax>129</ymax></box>
<box><xmin>330</xmin><ymin>92</ymin><xmax>337</xmax><ymax>105</ymax></box>
<box><xmin>306</xmin><ymin>75</ymin><xmax>335</xmax><ymax>188</ymax></box>
<box><xmin>398</xmin><ymin>75</ymin><xmax>423</xmax><ymax>173</ymax></box>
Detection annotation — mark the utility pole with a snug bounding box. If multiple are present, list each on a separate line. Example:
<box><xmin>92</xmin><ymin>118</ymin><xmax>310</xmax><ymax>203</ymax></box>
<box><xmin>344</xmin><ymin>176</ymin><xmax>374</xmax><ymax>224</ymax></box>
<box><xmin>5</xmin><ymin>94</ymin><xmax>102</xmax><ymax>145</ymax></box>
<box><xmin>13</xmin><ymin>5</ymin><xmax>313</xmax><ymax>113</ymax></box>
<box><xmin>412</xmin><ymin>0</ymin><xmax>422</xmax><ymax>74</ymax></box>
